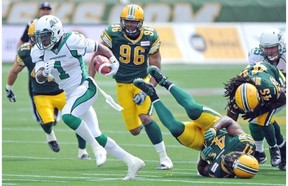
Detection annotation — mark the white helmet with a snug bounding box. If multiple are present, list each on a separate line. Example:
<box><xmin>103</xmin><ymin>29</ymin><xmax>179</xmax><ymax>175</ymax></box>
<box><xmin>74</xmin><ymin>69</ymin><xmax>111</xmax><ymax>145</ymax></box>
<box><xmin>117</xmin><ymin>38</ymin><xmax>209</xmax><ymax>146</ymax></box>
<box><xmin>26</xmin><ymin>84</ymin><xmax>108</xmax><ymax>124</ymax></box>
<box><xmin>35</xmin><ymin>15</ymin><xmax>63</xmax><ymax>50</ymax></box>
<box><xmin>259</xmin><ymin>28</ymin><xmax>285</xmax><ymax>61</ymax></box>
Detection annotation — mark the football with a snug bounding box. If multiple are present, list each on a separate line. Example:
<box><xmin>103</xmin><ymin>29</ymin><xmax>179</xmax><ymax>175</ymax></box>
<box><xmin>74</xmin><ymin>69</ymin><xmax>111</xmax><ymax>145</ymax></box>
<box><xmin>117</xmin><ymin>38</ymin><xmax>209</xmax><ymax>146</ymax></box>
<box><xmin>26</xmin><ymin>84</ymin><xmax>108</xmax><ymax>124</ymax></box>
<box><xmin>93</xmin><ymin>55</ymin><xmax>112</xmax><ymax>75</ymax></box>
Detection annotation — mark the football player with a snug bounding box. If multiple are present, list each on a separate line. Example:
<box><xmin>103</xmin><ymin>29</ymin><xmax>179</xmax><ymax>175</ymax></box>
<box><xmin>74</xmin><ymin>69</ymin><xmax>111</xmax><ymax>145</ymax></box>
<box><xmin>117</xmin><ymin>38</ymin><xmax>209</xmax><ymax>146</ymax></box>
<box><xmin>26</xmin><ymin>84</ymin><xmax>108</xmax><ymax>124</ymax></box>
<box><xmin>246</xmin><ymin>28</ymin><xmax>286</xmax><ymax>170</ymax></box>
<box><xmin>32</xmin><ymin>15</ymin><xmax>144</xmax><ymax>180</ymax></box>
<box><xmin>5</xmin><ymin>20</ymin><xmax>90</xmax><ymax>159</ymax></box>
<box><xmin>15</xmin><ymin>2</ymin><xmax>53</xmax><ymax>139</ymax></box>
<box><xmin>132</xmin><ymin>66</ymin><xmax>258</xmax><ymax>178</ymax></box>
<box><xmin>224</xmin><ymin>61</ymin><xmax>286</xmax><ymax>170</ymax></box>
<box><xmin>89</xmin><ymin>4</ymin><xmax>173</xmax><ymax>170</ymax></box>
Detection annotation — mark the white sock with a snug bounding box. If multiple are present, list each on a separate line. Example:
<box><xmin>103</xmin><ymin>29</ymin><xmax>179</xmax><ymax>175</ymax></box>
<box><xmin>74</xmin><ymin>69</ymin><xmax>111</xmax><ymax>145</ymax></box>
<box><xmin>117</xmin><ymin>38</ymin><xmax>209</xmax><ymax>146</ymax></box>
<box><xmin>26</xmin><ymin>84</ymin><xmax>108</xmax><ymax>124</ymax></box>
<box><xmin>255</xmin><ymin>140</ymin><xmax>265</xmax><ymax>152</ymax></box>
<box><xmin>78</xmin><ymin>148</ymin><xmax>88</xmax><ymax>156</ymax></box>
<box><xmin>104</xmin><ymin>137</ymin><xmax>134</xmax><ymax>165</ymax></box>
<box><xmin>75</xmin><ymin>121</ymin><xmax>102</xmax><ymax>155</ymax></box>
<box><xmin>46</xmin><ymin>130</ymin><xmax>57</xmax><ymax>142</ymax></box>
<box><xmin>154</xmin><ymin>141</ymin><xmax>168</xmax><ymax>159</ymax></box>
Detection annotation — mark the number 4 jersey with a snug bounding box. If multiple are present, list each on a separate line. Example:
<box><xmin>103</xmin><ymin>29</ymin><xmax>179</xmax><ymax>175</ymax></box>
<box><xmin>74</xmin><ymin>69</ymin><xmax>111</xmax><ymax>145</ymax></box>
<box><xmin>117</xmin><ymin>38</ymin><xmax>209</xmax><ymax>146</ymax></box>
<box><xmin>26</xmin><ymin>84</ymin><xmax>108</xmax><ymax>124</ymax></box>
<box><xmin>206</xmin><ymin>129</ymin><xmax>256</xmax><ymax>178</ymax></box>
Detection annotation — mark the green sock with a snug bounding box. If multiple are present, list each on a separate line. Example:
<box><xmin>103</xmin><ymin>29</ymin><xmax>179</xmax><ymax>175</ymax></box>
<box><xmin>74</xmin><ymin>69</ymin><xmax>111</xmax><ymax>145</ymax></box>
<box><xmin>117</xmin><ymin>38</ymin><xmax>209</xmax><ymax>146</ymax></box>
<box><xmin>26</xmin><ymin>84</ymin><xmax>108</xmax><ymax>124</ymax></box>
<box><xmin>154</xmin><ymin>100</ymin><xmax>185</xmax><ymax>137</ymax></box>
<box><xmin>40</xmin><ymin>122</ymin><xmax>53</xmax><ymax>134</ymax></box>
<box><xmin>249</xmin><ymin>123</ymin><xmax>264</xmax><ymax>141</ymax></box>
<box><xmin>76</xmin><ymin>134</ymin><xmax>86</xmax><ymax>149</ymax></box>
<box><xmin>263</xmin><ymin>124</ymin><xmax>277</xmax><ymax>146</ymax></box>
<box><xmin>272</xmin><ymin>121</ymin><xmax>284</xmax><ymax>145</ymax></box>
<box><xmin>144</xmin><ymin>120</ymin><xmax>163</xmax><ymax>145</ymax></box>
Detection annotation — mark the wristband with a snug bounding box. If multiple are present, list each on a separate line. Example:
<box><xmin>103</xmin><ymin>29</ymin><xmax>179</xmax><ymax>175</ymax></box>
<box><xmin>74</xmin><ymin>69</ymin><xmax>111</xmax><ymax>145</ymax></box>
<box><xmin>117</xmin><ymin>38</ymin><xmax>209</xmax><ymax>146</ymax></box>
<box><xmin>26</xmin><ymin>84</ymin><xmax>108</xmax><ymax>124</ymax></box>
<box><xmin>6</xmin><ymin>84</ymin><xmax>13</xmax><ymax>90</ymax></box>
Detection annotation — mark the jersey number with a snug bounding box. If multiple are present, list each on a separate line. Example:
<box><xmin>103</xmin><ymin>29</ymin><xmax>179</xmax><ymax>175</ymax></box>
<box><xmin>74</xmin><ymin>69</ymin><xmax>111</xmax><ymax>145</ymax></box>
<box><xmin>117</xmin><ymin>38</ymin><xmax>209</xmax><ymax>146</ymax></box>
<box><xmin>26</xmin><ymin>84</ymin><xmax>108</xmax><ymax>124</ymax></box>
<box><xmin>54</xmin><ymin>61</ymin><xmax>70</xmax><ymax>79</ymax></box>
<box><xmin>119</xmin><ymin>45</ymin><xmax>145</xmax><ymax>65</ymax></box>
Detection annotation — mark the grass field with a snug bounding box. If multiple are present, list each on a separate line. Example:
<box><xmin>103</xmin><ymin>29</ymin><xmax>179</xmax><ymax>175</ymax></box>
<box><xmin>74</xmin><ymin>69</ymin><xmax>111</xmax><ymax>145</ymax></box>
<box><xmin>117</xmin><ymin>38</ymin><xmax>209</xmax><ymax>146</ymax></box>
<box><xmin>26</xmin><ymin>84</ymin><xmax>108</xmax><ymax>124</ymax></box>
<box><xmin>2</xmin><ymin>63</ymin><xmax>286</xmax><ymax>186</ymax></box>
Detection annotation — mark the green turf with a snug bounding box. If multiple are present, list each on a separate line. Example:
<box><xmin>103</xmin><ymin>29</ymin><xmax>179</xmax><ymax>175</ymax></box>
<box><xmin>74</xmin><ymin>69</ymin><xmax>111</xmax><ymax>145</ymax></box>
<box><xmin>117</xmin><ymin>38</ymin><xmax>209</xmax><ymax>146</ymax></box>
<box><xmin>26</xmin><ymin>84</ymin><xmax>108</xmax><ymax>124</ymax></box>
<box><xmin>2</xmin><ymin>63</ymin><xmax>286</xmax><ymax>186</ymax></box>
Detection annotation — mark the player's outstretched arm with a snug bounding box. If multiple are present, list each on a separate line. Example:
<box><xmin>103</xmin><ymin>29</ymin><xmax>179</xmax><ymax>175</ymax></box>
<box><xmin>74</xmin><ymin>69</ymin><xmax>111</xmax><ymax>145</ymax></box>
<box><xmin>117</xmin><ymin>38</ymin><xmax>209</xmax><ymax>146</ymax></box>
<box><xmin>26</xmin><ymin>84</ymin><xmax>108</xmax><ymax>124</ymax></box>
<box><xmin>213</xmin><ymin>116</ymin><xmax>244</xmax><ymax>136</ymax></box>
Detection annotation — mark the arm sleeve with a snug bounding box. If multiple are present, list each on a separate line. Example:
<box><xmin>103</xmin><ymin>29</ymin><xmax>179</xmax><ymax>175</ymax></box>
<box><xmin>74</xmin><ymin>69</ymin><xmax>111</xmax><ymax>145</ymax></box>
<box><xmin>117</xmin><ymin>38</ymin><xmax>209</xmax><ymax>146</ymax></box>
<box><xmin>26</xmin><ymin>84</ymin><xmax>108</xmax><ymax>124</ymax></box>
<box><xmin>20</xmin><ymin>24</ymin><xmax>30</xmax><ymax>43</ymax></box>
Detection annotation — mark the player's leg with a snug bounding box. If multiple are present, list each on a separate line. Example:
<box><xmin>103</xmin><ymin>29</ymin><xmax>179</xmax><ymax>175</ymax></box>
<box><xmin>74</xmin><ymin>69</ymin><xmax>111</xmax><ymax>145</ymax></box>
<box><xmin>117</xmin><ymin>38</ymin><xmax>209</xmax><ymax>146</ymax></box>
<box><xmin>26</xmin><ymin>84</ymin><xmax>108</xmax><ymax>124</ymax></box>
<box><xmin>62</xmin><ymin>78</ymin><xmax>106</xmax><ymax>167</ymax></box>
<box><xmin>272</xmin><ymin>121</ymin><xmax>286</xmax><ymax>170</ymax></box>
<box><xmin>133</xmin><ymin>79</ymin><xmax>185</xmax><ymax>138</ymax></box>
<box><xmin>133</xmin><ymin>78</ymin><xmax>206</xmax><ymax>151</ymax></box>
<box><xmin>148</xmin><ymin>66</ymin><xmax>221</xmax><ymax>121</ymax></box>
<box><xmin>248</xmin><ymin>123</ymin><xmax>267</xmax><ymax>164</ymax></box>
<box><xmin>117</xmin><ymin>81</ymin><xmax>173</xmax><ymax>170</ymax></box>
<box><xmin>28</xmin><ymin>79</ymin><xmax>41</xmax><ymax>123</ymax></box>
<box><xmin>253</xmin><ymin>112</ymin><xmax>281</xmax><ymax>167</ymax></box>
<box><xmin>52</xmin><ymin>91</ymin><xmax>89</xmax><ymax>159</ymax></box>
<box><xmin>82</xmin><ymin>107</ymin><xmax>145</xmax><ymax>180</ymax></box>
<box><xmin>33</xmin><ymin>95</ymin><xmax>60</xmax><ymax>152</ymax></box>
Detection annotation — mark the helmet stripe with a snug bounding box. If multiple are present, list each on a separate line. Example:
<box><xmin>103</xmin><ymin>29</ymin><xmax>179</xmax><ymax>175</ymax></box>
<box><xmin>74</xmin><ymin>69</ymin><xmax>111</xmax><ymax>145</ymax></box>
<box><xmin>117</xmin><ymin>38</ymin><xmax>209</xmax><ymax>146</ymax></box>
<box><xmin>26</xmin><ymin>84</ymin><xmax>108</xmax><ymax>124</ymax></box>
<box><xmin>241</xmin><ymin>84</ymin><xmax>250</xmax><ymax>111</ymax></box>
<box><xmin>237</xmin><ymin>163</ymin><xmax>258</xmax><ymax>175</ymax></box>
<box><xmin>128</xmin><ymin>5</ymin><xmax>135</xmax><ymax>18</ymax></box>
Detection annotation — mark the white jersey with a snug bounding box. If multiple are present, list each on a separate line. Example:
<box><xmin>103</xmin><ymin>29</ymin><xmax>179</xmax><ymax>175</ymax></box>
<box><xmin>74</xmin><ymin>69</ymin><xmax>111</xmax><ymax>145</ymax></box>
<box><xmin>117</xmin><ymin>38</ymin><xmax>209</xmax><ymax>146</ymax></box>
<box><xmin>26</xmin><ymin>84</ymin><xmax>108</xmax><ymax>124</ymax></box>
<box><xmin>248</xmin><ymin>47</ymin><xmax>286</xmax><ymax>75</ymax></box>
<box><xmin>31</xmin><ymin>32</ymin><xmax>97</xmax><ymax>94</ymax></box>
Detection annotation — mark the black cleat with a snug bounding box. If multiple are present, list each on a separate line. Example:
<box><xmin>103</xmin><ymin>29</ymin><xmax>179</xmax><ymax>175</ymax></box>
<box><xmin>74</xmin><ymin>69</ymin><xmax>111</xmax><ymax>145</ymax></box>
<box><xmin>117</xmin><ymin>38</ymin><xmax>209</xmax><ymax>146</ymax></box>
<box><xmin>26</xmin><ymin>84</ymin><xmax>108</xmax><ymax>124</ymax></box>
<box><xmin>133</xmin><ymin>78</ymin><xmax>155</xmax><ymax>96</ymax></box>
<box><xmin>48</xmin><ymin>141</ymin><xmax>60</xmax><ymax>152</ymax></box>
<box><xmin>254</xmin><ymin>151</ymin><xmax>267</xmax><ymax>164</ymax></box>
<box><xmin>148</xmin><ymin>66</ymin><xmax>168</xmax><ymax>86</ymax></box>
<box><xmin>79</xmin><ymin>154</ymin><xmax>91</xmax><ymax>160</ymax></box>
<box><xmin>269</xmin><ymin>146</ymin><xmax>281</xmax><ymax>167</ymax></box>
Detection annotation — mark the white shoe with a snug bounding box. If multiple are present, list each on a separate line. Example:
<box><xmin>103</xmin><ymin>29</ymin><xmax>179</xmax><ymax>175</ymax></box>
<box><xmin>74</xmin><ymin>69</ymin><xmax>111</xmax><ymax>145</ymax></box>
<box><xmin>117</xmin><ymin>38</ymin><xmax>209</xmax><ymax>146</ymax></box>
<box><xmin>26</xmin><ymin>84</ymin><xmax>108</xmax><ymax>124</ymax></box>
<box><xmin>157</xmin><ymin>156</ymin><xmax>173</xmax><ymax>170</ymax></box>
<box><xmin>95</xmin><ymin>147</ymin><xmax>107</xmax><ymax>167</ymax></box>
<box><xmin>123</xmin><ymin>157</ymin><xmax>145</xmax><ymax>180</ymax></box>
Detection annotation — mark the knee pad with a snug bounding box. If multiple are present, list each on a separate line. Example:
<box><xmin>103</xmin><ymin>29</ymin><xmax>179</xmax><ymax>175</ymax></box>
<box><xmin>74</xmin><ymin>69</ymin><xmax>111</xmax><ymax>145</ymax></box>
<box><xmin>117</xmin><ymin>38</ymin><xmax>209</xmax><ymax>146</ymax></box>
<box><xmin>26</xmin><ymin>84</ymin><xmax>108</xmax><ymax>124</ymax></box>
<box><xmin>62</xmin><ymin>114</ymin><xmax>81</xmax><ymax>130</ymax></box>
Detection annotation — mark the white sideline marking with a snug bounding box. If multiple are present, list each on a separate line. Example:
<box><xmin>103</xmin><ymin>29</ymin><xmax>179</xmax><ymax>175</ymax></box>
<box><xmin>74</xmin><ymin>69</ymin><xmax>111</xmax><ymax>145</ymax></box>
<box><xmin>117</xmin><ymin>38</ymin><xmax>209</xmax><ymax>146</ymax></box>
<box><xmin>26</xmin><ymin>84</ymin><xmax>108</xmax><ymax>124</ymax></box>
<box><xmin>2</xmin><ymin>173</ymin><xmax>285</xmax><ymax>186</ymax></box>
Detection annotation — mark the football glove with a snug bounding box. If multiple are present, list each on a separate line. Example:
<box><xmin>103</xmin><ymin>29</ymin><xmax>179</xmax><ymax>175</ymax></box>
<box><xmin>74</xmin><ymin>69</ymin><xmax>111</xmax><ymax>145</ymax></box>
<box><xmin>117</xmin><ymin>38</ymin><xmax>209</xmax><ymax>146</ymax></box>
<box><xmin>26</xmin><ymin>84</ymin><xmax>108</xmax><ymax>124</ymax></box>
<box><xmin>200</xmin><ymin>146</ymin><xmax>215</xmax><ymax>161</ymax></box>
<box><xmin>105</xmin><ymin>56</ymin><xmax>119</xmax><ymax>76</ymax></box>
<box><xmin>204</xmin><ymin>127</ymin><xmax>218</xmax><ymax>142</ymax></box>
<box><xmin>42</xmin><ymin>60</ymin><xmax>55</xmax><ymax>77</ymax></box>
<box><xmin>133</xmin><ymin>91</ymin><xmax>147</xmax><ymax>105</ymax></box>
<box><xmin>5</xmin><ymin>85</ymin><xmax>16</xmax><ymax>102</ymax></box>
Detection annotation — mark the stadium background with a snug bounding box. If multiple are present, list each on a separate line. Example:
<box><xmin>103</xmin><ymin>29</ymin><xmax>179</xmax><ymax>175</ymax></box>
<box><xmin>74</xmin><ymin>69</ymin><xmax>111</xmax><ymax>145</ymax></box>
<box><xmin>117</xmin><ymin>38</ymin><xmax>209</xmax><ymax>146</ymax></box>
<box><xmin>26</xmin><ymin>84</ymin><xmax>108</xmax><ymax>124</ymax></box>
<box><xmin>2</xmin><ymin>0</ymin><xmax>286</xmax><ymax>185</ymax></box>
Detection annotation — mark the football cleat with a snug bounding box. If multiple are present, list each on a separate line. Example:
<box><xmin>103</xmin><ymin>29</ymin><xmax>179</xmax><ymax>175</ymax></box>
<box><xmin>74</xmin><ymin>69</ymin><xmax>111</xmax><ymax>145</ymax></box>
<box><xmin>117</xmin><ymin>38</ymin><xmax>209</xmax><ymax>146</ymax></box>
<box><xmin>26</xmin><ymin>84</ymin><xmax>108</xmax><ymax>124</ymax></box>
<box><xmin>157</xmin><ymin>156</ymin><xmax>173</xmax><ymax>170</ymax></box>
<box><xmin>133</xmin><ymin>78</ymin><xmax>155</xmax><ymax>96</ymax></box>
<box><xmin>78</xmin><ymin>153</ymin><xmax>91</xmax><ymax>160</ymax></box>
<box><xmin>254</xmin><ymin>151</ymin><xmax>267</xmax><ymax>164</ymax></box>
<box><xmin>95</xmin><ymin>147</ymin><xmax>107</xmax><ymax>167</ymax></box>
<box><xmin>148</xmin><ymin>66</ymin><xmax>168</xmax><ymax>86</ymax></box>
<box><xmin>123</xmin><ymin>157</ymin><xmax>145</xmax><ymax>180</ymax></box>
<box><xmin>269</xmin><ymin>146</ymin><xmax>281</xmax><ymax>167</ymax></box>
<box><xmin>48</xmin><ymin>141</ymin><xmax>60</xmax><ymax>152</ymax></box>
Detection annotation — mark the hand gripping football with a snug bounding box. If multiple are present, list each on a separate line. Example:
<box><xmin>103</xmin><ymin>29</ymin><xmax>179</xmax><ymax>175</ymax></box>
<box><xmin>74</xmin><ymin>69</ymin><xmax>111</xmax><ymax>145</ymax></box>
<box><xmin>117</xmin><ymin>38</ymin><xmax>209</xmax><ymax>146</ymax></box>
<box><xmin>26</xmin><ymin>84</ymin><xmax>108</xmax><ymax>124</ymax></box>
<box><xmin>93</xmin><ymin>55</ymin><xmax>112</xmax><ymax>75</ymax></box>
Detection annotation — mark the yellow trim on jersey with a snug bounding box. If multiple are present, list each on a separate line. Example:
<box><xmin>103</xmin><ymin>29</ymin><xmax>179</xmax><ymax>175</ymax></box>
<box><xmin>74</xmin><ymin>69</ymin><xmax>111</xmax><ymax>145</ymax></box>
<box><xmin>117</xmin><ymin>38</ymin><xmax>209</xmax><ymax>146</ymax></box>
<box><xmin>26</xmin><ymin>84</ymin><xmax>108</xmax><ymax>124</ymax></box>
<box><xmin>122</xmin><ymin>29</ymin><xmax>144</xmax><ymax>44</ymax></box>
<box><xmin>149</xmin><ymin>37</ymin><xmax>161</xmax><ymax>55</ymax></box>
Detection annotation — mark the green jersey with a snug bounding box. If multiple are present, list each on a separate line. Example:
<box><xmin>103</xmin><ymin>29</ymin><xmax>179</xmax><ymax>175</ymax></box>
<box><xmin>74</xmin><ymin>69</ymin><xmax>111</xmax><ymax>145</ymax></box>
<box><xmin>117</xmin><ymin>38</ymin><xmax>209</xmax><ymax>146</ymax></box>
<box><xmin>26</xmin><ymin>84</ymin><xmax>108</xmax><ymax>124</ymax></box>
<box><xmin>16</xmin><ymin>43</ymin><xmax>62</xmax><ymax>95</ymax></box>
<box><xmin>101</xmin><ymin>24</ymin><xmax>161</xmax><ymax>83</ymax></box>
<box><xmin>240</xmin><ymin>61</ymin><xmax>285</xmax><ymax>104</ymax></box>
<box><xmin>206</xmin><ymin>130</ymin><xmax>255</xmax><ymax>178</ymax></box>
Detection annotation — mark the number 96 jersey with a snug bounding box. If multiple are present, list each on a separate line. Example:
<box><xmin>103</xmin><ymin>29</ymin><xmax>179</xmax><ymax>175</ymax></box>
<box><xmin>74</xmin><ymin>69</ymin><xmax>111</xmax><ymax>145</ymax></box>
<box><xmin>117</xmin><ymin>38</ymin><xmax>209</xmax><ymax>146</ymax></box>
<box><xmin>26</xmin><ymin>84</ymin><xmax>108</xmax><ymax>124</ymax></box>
<box><xmin>100</xmin><ymin>24</ymin><xmax>161</xmax><ymax>83</ymax></box>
